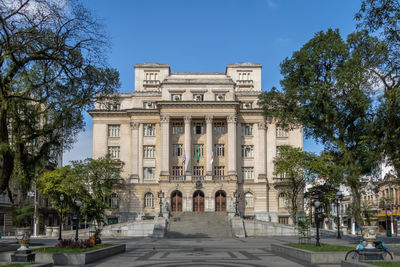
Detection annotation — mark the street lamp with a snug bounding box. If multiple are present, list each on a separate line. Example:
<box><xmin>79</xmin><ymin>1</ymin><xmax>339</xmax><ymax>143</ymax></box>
<box><xmin>74</xmin><ymin>200</ymin><xmax>82</xmax><ymax>242</ymax></box>
<box><xmin>233</xmin><ymin>190</ymin><xmax>241</xmax><ymax>217</ymax></box>
<box><xmin>58</xmin><ymin>194</ymin><xmax>64</xmax><ymax>241</ymax></box>
<box><xmin>314</xmin><ymin>200</ymin><xmax>321</xmax><ymax>247</ymax></box>
<box><xmin>335</xmin><ymin>191</ymin><xmax>342</xmax><ymax>239</ymax></box>
<box><xmin>158</xmin><ymin>191</ymin><xmax>164</xmax><ymax>217</ymax></box>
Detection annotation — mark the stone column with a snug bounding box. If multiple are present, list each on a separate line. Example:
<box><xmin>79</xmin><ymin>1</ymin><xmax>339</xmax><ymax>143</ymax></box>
<box><xmin>160</xmin><ymin>115</ymin><xmax>170</xmax><ymax>176</ymax></box>
<box><xmin>227</xmin><ymin>115</ymin><xmax>237</xmax><ymax>176</ymax></box>
<box><xmin>266</xmin><ymin>123</ymin><xmax>276</xmax><ymax>180</ymax></box>
<box><xmin>205</xmin><ymin>115</ymin><xmax>213</xmax><ymax>178</ymax></box>
<box><xmin>138</xmin><ymin>123</ymin><xmax>143</xmax><ymax>182</ymax></box>
<box><xmin>184</xmin><ymin>115</ymin><xmax>192</xmax><ymax>177</ymax></box>
<box><xmin>258</xmin><ymin>121</ymin><xmax>267</xmax><ymax>176</ymax></box>
<box><xmin>130</xmin><ymin>120</ymin><xmax>139</xmax><ymax>182</ymax></box>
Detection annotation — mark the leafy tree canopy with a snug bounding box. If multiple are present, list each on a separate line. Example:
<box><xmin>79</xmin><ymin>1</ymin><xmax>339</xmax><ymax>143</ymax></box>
<box><xmin>259</xmin><ymin>29</ymin><xmax>384</xmax><ymax>224</ymax></box>
<box><xmin>0</xmin><ymin>0</ymin><xmax>120</xmax><ymax>202</ymax></box>
<box><xmin>38</xmin><ymin>156</ymin><xmax>122</xmax><ymax>225</ymax></box>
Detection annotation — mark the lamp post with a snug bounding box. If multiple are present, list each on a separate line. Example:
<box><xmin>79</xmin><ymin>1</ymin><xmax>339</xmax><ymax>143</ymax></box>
<box><xmin>335</xmin><ymin>191</ymin><xmax>342</xmax><ymax>239</ymax></box>
<box><xmin>233</xmin><ymin>190</ymin><xmax>241</xmax><ymax>217</ymax></box>
<box><xmin>158</xmin><ymin>190</ymin><xmax>164</xmax><ymax>217</ymax></box>
<box><xmin>58</xmin><ymin>194</ymin><xmax>64</xmax><ymax>241</ymax></box>
<box><xmin>314</xmin><ymin>200</ymin><xmax>321</xmax><ymax>247</ymax></box>
<box><xmin>389</xmin><ymin>183</ymin><xmax>394</xmax><ymax>237</ymax></box>
<box><xmin>74</xmin><ymin>200</ymin><xmax>82</xmax><ymax>242</ymax></box>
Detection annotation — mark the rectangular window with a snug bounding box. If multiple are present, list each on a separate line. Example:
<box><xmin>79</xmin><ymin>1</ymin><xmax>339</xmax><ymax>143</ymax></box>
<box><xmin>193</xmin><ymin>144</ymin><xmax>204</xmax><ymax>157</ymax></box>
<box><xmin>276</xmin><ymin>127</ymin><xmax>289</xmax><ymax>138</ymax></box>
<box><xmin>193</xmin><ymin>94</ymin><xmax>204</xmax><ymax>101</ymax></box>
<box><xmin>193</xmin><ymin>122</ymin><xmax>204</xmax><ymax>134</ymax></box>
<box><xmin>172</xmin><ymin>144</ymin><xmax>183</xmax><ymax>157</ymax></box>
<box><xmin>242</xmin><ymin>167</ymin><xmax>254</xmax><ymax>180</ymax></box>
<box><xmin>143</xmin><ymin>167</ymin><xmax>155</xmax><ymax>180</ymax></box>
<box><xmin>143</xmin><ymin>146</ymin><xmax>156</xmax><ymax>158</ymax></box>
<box><xmin>241</xmin><ymin>145</ymin><xmax>254</xmax><ymax>158</ymax></box>
<box><xmin>108</xmin><ymin>146</ymin><xmax>120</xmax><ymax>159</ymax></box>
<box><xmin>108</xmin><ymin>125</ymin><xmax>120</xmax><ymax>137</ymax></box>
<box><xmin>213</xmin><ymin>122</ymin><xmax>225</xmax><ymax>134</ymax></box>
<box><xmin>145</xmin><ymin>72</ymin><xmax>158</xmax><ymax>81</ymax></box>
<box><xmin>241</xmin><ymin>123</ymin><xmax>253</xmax><ymax>136</ymax></box>
<box><xmin>193</xmin><ymin>166</ymin><xmax>204</xmax><ymax>176</ymax></box>
<box><xmin>215</xmin><ymin>94</ymin><xmax>225</xmax><ymax>101</ymax></box>
<box><xmin>214</xmin><ymin>166</ymin><xmax>225</xmax><ymax>177</ymax></box>
<box><xmin>108</xmin><ymin>104</ymin><xmax>121</xmax><ymax>111</ymax></box>
<box><xmin>172</xmin><ymin>166</ymin><xmax>184</xmax><ymax>178</ymax></box>
<box><xmin>238</xmin><ymin>72</ymin><xmax>251</xmax><ymax>80</ymax></box>
<box><xmin>144</xmin><ymin>124</ymin><xmax>156</xmax><ymax>136</ymax></box>
<box><xmin>171</xmin><ymin>94</ymin><xmax>182</xmax><ymax>101</ymax></box>
<box><xmin>214</xmin><ymin>144</ymin><xmax>225</xmax><ymax>157</ymax></box>
<box><xmin>172</xmin><ymin>122</ymin><xmax>184</xmax><ymax>135</ymax></box>
<box><xmin>278</xmin><ymin>216</ymin><xmax>289</xmax><ymax>225</ymax></box>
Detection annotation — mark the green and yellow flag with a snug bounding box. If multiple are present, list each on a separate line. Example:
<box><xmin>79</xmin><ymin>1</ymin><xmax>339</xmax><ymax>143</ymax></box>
<box><xmin>196</xmin><ymin>147</ymin><xmax>201</xmax><ymax>163</ymax></box>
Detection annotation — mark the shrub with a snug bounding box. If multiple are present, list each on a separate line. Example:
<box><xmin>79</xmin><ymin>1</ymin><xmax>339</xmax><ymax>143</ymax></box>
<box><xmin>56</xmin><ymin>239</ymin><xmax>93</xmax><ymax>249</ymax></box>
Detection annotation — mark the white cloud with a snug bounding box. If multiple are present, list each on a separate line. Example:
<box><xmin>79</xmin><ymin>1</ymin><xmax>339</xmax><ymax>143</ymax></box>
<box><xmin>62</xmin><ymin>128</ymin><xmax>92</xmax><ymax>166</ymax></box>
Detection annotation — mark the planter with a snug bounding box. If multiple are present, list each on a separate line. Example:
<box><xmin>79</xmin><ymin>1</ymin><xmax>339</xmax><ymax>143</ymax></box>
<box><xmin>361</xmin><ymin>226</ymin><xmax>378</xmax><ymax>249</ymax></box>
<box><xmin>15</xmin><ymin>227</ymin><xmax>32</xmax><ymax>251</ymax></box>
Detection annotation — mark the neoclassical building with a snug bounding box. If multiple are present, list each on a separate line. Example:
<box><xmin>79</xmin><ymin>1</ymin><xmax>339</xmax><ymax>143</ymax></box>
<box><xmin>89</xmin><ymin>62</ymin><xmax>302</xmax><ymax>224</ymax></box>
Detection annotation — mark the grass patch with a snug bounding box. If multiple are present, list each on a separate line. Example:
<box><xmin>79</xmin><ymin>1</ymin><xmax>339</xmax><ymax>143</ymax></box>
<box><xmin>285</xmin><ymin>243</ymin><xmax>353</xmax><ymax>252</ymax></box>
<box><xmin>364</xmin><ymin>262</ymin><xmax>400</xmax><ymax>267</ymax></box>
<box><xmin>34</xmin><ymin>244</ymin><xmax>113</xmax><ymax>253</ymax></box>
<box><xmin>0</xmin><ymin>263</ymin><xmax>34</xmax><ymax>267</ymax></box>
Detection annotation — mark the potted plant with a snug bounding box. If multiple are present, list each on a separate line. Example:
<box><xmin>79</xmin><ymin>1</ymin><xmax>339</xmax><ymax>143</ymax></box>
<box><xmin>12</xmin><ymin>206</ymin><xmax>33</xmax><ymax>250</ymax></box>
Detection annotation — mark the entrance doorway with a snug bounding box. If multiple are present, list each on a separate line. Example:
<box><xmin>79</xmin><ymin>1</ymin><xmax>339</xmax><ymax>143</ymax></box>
<box><xmin>215</xmin><ymin>190</ymin><xmax>226</xmax><ymax>211</ymax></box>
<box><xmin>171</xmin><ymin>190</ymin><xmax>183</xmax><ymax>212</ymax></box>
<box><xmin>193</xmin><ymin>190</ymin><xmax>205</xmax><ymax>212</ymax></box>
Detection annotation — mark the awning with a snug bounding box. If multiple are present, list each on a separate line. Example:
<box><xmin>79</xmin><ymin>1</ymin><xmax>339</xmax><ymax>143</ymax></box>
<box><xmin>376</xmin><ymin>213</ymin><xmax>400</xmax><ymax>217</ymax></box>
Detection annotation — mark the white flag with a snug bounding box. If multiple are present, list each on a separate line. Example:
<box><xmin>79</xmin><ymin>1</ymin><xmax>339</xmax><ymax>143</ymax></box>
<box><xmin>210</xmin><ymin>151</ymin><xmax>214</xmax><ymax>164</ymax></box>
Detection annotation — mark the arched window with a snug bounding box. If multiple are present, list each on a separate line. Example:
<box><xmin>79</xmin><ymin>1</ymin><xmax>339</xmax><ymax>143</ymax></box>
<box><xmin>245</xmin><ymin>192</ymin><xmax>254</xmax><ymax>208</ymax></box>
<box><xmin>110</xmin><ymin>193</ymin><xmax>119</xmax><ymax>209</ymax></box>
<box><xmin>144</xmin><ymin>192</ymin><xmax>154</xmax><ymax>208</ymax></box>
<box><xmin>278</xmin><ymin>193</ymin><xmax>288</xmax><ymax>208</ymax></box>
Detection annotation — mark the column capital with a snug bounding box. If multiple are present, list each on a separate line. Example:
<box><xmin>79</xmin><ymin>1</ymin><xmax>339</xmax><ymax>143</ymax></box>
<box><xmin>227</xmin><ymin>115</ymin><xmax>237</xmax><ymax>124</ymax></box>
<box><xmin>184</xmin><ymin>115</ymin><xmax>192</xmax><ymax>124</ymax></box>
<box><xmin>205</xmin><ymin>115</ymin><xmax>213</xmax><ymax>123</ymax></box>
<box><xmin>258</xmin><ymin>121</ymin><xmax>267</xmax><ymax>130</ymax></box>
<box><xmin>130</xmin><ymin>120</ymin><xmax>140</xmax><ymax>129</ymax></box>
<box><xmin>160</xmin><ymin>115</ymin><xmax>170</xmax><ymax>123</ymax></box>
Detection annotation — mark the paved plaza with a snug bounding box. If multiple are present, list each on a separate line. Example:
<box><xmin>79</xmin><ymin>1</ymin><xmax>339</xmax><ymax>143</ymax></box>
<box><xmin>83</xmin><ymin>237</ymin><xmax>342</xmax><ymax>267</ymax></box>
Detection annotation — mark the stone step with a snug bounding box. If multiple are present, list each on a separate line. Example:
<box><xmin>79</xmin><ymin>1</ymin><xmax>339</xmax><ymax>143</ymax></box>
<box><xmin>166</xmin><ymin>212</ymin><xmax>232</xmax><ymax>238</ymax></box>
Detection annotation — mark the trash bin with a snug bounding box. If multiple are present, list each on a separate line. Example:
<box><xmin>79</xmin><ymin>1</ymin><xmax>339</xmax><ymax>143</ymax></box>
<box><xmin>387</xmin><ymin>229</ymin><xmax>392</xmax><ymax>237</ymax></box>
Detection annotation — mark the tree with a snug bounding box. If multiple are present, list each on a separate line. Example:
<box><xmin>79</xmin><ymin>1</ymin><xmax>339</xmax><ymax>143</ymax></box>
<box><xmin>38</xmin><ymin>156</ymin><xmax>122</xmax><ymax>227</ymax></box>
<box><xmin>356</xmin><ymin>0</ymin><xmax>400</xmax><ymax>179</ymax></box>
<box><xmin>259</xmin><ymin>29</ymin><xmax>383</xmax><ymax>225</ymax></box>
<box><xmin>0</xmin><ymin>0</ymin><xmax>120</xmax><ymax>204</ymax></box>
<box><xmin>274</xmin><ymin>146</ymin><xmax>313</xmax><ymax>224</ymax></box>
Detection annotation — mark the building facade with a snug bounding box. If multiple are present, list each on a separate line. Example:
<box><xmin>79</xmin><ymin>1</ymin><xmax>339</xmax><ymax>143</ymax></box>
<box><xmin>90</xmin><ymin>62</ymin><xmax>302</xmax><ymax>224</ymax></box>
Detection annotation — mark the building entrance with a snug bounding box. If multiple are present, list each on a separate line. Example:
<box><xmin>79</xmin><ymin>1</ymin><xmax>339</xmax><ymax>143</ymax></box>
<box><xmin>193</xmin><ymin>190</ymin><xmax>205</xmax><ymax>212</ymax></box>
<box><xmin>171</xmin><ymin>190</ymin><xmax>183</xmax><ymax>212</ymax></box>
<box><xmin>215</xmin><ymin>190</ymin><xmax>226</xmax><ymax>211</ymax></box>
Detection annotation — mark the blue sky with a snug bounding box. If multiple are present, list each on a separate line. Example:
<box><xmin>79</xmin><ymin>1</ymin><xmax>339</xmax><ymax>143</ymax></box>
<box><xmin>63</xmin><ymin>0</ymin><xmax>363</xmax><ymax>164</ymax></box>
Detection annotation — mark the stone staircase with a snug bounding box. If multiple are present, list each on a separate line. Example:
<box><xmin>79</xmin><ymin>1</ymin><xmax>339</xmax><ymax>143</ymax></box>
<box><xmin>166</xmin><ymin>212</ymin><xmax>232</xmax><ymax>238</ymax></box>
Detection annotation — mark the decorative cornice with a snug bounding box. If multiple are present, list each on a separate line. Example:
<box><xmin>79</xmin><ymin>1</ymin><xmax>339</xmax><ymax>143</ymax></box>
<box><xmin>157</xmin><ymin>101</ymin><xmax>239</xmax><ymax>108</ymax></box>
<box><xmin>227</xmin><ymin>115</ymin><xmax>237</xmax><ymax>124</ymax></box>
<box><xmin>160</xmin><ymin>115</ymin><xmax>170</xmax><ymax>123</ymax></box>
<box><xmin>234</xmin><ymin>91</ymin><xmax>262</xmax><ymax>96</ymax></box>
<box><xmin>131</xmin><ymin>91</ymin><xmax>162</xmax><ymax>97</ymax></box>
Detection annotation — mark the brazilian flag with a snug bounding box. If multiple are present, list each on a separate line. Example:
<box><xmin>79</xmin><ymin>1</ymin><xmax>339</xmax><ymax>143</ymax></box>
<box><xmin>196</xmin><ymin>147</ymin><xmax>201</xmax><ymax>163</ymax></box>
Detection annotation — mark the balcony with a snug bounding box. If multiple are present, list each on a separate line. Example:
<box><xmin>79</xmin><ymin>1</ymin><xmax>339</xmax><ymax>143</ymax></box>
<box><xmin>212</xmin><ymin>176</ymin><xmax>227</xmax><ymax>181</ymax></box>
<box><xmin>273</xmin><ymin>177</ymin><xmax>292</xmax><ymax>187</ymax></box>
<box><xmin>192</xmin><ymin>176</ymin><xmax>204</xmax><ymax>181</ymax></box>
<box><xmin>169</xmin><ymin>176</ymin><xmax>185</xmax><ymax>182</ymax></box>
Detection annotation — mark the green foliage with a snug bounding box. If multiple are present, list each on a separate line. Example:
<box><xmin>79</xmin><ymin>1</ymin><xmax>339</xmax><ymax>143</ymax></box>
<box><xmin>12</xmin><ymin>206</ymin><xmax>33</xmax><ymax>228</ymax></box>
<box><xmin>38</xmin><ymin>156</ymin><xmax>122</xmax><ymax>226</ymax></box>
<box><xmin>0</xmin><ymin>0</ymin><xmax>120</xmax><ymax>205</ymax></box>
<box><xmin>356</xmin><ymin>0</ymin><xmax>400</xmax><ymax>180</ymax></box>
<box><xmin>259</xmin><ymin>29</ymin><xmax>384</xmax><ymax>225</ymax></box>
